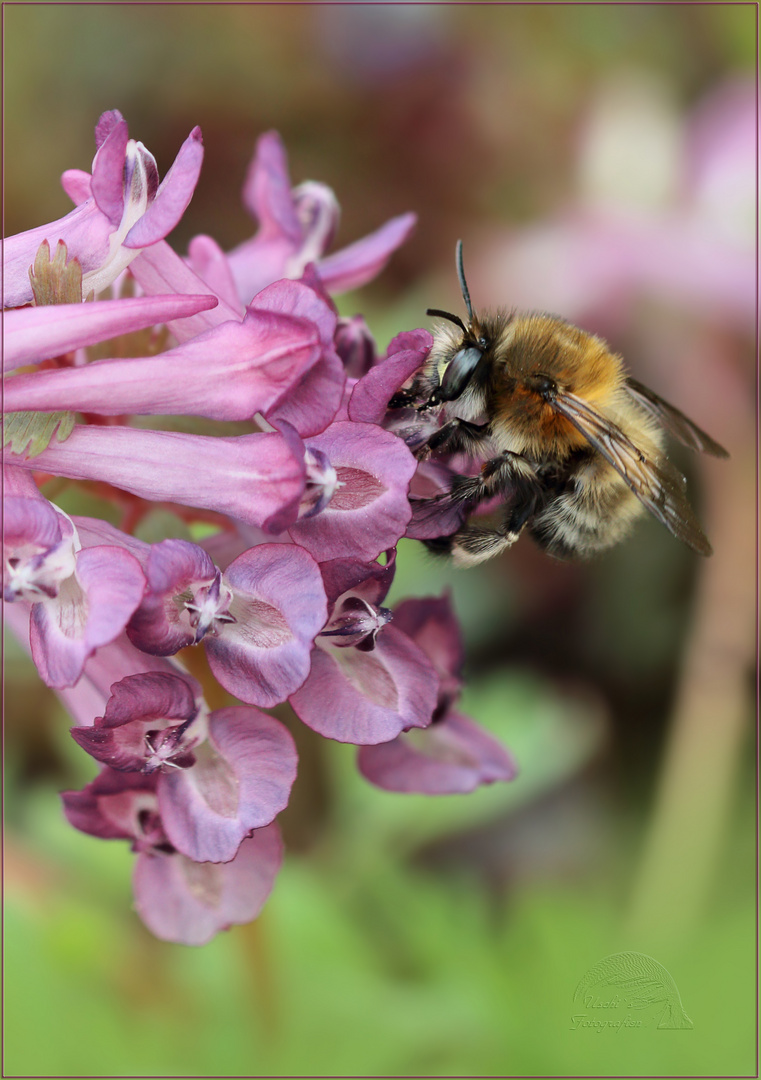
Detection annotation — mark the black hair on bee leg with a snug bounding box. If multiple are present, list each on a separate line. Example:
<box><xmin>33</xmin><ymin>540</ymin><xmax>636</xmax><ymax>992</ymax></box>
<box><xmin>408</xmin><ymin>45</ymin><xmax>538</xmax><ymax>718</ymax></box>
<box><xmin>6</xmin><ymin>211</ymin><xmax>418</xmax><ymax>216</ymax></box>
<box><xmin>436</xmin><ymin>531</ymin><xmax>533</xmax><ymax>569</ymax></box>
<box><xmin>423</xmin><ymin>417</ymin><xmax>491</xmax><ymax>457</ymax></box>
<box><xmin>421</xmin><ymin>535</ymin><xmax>456</xmax><ymax>558</ymax></box>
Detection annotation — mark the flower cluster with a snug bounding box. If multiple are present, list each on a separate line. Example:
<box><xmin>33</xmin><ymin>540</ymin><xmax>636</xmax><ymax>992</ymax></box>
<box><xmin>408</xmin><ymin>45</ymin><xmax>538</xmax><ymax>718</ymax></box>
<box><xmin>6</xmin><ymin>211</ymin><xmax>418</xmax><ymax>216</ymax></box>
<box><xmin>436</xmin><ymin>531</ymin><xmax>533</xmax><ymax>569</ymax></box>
<box><xmin>3</xmin><ymin>111</ymin><xmax>515</xmax><ymax>945</ymax></box>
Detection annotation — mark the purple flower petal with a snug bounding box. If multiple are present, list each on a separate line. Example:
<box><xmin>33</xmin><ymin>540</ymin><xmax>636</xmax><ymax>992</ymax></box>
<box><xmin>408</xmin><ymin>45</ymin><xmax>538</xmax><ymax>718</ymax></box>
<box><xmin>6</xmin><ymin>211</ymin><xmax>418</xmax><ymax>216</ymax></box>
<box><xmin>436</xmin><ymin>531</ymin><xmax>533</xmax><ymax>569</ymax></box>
<box><xmin>241</xmin><ymin>131</ymin><xmax>302</xmax><ymax>244</ymax></box>
<box><xmin>318</xmin><ymin>552</ymin><xmax>396</xmax><ymax>611</ymax></box>
<box><xmin>124</xmin><ymin>127</ymin><xmax>204</xmax><ymax>249</ymax></box>
<box><xmin>126</xmin><ymin>539</ymin><xmax>222</xmax><ymax>655</ymax></box>
<box><xmin>289</xmin><ymin>624</ymin><xmax>437</xmax><ymax>744</ymax></box>
<box><xmin>348</xmin><ymin>328</ymin><xmax>432</xmax><ymax>424</ymax></box>
<box><xmin>405</xmin><ymin>461</ymin><xmax>470</xmax><ymax>540</ymax></box>
<box><xmin>4</xmin><ymin>309</ymin><xmax>322</xmax><ymax>422</ymax></box>
<box><xmin>317</xmin><ymin>212</ymin><xmax>417</xmax><ymax>293</ymax></box>
<box><xmin>9</xmin><ymin>425</ymin><xmax>306</xmax><ymax>534</ymax></box>
<box><xmin>61</xmin><ymin>634</ymin><xmax>201</xmax><ymax>729</ymax></box>
<box><xmin>3</xmin><ymin>202</ymin><xmax>115</xmax><ymax>309</ymax></box>
<box><xmin>205</xmin><ymin>543</ymin><xmax>327</xmax><ymax>707</ymax></box>
<box><xmin>248</xmin><ymin>279</ymin><xmax>344</xmax><ymax>437</ymax></box>
<box><xmin>129</xmin><ymin>240</ymin><xmax>244</xmax><ymax>340</ymax></box>
<box><xmin>3</xmin><ymin>294</ymin><xmax>218</xmax><ymax>373</ymax></box>
<box><xmin>133</xmin><ymin>823</ymin><xmax>283</xmax><ymax>946</ymax></box>
<box><xmin>187</xmin><ymin>234</ymin><xmax>244</xmax><ymax>313</ymax></box>
<box><xmin>158</xmin><ymin>708</ymin><xmax>297</xmax><ymax>863</ymax></box>
<box><xmin>3</xmin><ymin>494</ymin><xmax>69</xmax><ymax>566</ymax></box>
<box><xmin>357</xmin><ymin>711</ymin><xmax>518</xmax><ymax>794</ymax></box>
<box><xmin>62</xmin><ymin>766</ymin><xmax>160</xmax><ymax>843</ymax></box>
<box><xmin>288</xmin><ymin>422</ymin><xmax>416</xmax><ymax>562</ymax></box>
<box><xmin>94</xmin><ymin>109</ymin><xmax>124</xmax><ymax>151</ymax></box>
<box><xmin>70</xmin><ymin>671</ymin><xmax>200</xmax><ymax>772</ymax></box>
<box><xmin>335</xmin><ymin>315</ymin><xmax>378</xmax><ymax>378</ymax></box>
<box><xmin>30</xmin><ymin>544</ymin><xmax>147</xmax><ymax>689</ymax></box>
<box><xmin>61</xmin><ymin>168</ymin><xmax>92</xmax><ymax>205</ymax></box>
<box><xmin>90</xmin><ymin>115</ymin><xmax>129</xmax><ymax>225</ymax></box>
<box><xmin>392</xmin><ymin>594</ymin><xmax>464</xmax><ymax>696</ymax></box>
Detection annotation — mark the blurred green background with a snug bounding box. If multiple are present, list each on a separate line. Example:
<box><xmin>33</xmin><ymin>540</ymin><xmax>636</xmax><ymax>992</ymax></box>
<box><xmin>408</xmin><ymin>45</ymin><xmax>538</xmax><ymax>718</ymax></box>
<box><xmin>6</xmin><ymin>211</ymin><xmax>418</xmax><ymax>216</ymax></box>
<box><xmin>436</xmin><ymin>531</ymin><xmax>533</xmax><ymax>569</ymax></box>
<box><xmin>4</xmin><ymin>4</ymin><xmax>756</xmax><ymax>1077</ymax></box>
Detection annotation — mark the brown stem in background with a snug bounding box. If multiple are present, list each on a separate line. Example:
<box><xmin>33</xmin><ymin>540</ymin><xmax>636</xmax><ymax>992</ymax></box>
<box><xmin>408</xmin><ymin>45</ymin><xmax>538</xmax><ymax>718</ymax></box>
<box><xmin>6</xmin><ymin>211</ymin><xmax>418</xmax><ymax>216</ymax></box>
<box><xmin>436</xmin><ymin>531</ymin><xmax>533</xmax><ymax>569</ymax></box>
<box><xmin>625</xmin><ymin>438</ymin><xmax>756</xmax><ymax>947</ymax></box>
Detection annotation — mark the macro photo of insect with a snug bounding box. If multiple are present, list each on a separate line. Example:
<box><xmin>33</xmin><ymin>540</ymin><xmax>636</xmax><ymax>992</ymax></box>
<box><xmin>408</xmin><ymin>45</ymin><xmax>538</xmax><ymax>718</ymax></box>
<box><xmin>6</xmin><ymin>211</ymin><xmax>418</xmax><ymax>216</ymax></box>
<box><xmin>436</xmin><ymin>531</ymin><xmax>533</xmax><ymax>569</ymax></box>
<box><xmin>3</xmin><ymin>5</ymin><xmax>756</xmax><ymax>1079</ymax></box>
<box><xmin>391</xmin><ymin>241</ymin><xmax>728</xmax><ymax>565</ymax></box>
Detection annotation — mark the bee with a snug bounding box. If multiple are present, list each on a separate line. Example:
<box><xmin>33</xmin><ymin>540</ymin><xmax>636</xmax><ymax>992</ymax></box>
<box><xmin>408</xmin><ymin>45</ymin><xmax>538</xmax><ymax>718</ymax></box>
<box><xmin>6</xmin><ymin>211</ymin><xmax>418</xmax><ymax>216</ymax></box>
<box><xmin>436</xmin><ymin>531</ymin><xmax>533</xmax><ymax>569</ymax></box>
<box><xmin>391</xmin><ymin>242</ymin><xmax>728</xmax><ymax>565</ymax></box>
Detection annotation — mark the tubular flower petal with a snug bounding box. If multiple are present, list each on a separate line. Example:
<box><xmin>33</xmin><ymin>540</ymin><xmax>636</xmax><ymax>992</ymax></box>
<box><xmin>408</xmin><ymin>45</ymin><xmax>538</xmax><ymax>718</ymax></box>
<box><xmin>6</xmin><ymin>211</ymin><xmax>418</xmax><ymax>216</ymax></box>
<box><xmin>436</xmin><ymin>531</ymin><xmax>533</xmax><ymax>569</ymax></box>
<box><xmin>7</xmin><ymin>425</ymin><xmax>307</xmax><ymax>533</ymax></box>
<box><xmin>3</xmin><ymin>294</ymin><xmax>217</xmax><ymax>374</ymax></box>
<box><xmin>4</xmin><ymin>305</ymin><xmax>323</xmax><ymax>421</ymax></box>
<box><xmin>248</xmin><ymin>278</ymin><xmax>345</xmax><ymax>437</ymax></box>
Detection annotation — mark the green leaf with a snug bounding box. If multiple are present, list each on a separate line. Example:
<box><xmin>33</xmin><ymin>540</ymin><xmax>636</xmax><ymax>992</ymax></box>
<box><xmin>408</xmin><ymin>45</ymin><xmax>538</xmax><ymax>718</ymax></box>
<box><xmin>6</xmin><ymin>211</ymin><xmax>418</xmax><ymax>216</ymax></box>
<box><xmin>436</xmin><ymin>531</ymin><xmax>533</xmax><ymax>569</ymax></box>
<box><xmin>3</xmin><ymin>410</ymin><xmax>76</xmax><ymax>458</ymax></box>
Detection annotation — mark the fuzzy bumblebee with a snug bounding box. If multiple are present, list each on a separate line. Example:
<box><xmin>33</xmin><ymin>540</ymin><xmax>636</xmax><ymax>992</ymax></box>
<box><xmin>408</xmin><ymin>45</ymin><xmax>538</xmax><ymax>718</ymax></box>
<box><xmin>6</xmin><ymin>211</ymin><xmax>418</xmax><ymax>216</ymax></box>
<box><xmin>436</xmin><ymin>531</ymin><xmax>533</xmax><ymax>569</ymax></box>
<box><xmin>391</xmin><ymin>242</ymin><xmax>728</xmax><ymax>565</ymax></box>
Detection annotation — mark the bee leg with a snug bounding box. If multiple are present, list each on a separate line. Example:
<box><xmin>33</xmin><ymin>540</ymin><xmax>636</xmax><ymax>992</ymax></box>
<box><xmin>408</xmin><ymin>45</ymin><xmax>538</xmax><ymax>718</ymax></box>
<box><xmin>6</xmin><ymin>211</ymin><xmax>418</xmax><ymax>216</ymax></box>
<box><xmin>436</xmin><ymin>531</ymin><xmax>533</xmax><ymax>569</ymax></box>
<box><xmin>450</xmin><ymin>524</ymin><xmax>522</xmax><ymax>566</ymax></box>
<box><xmin>426</xmin><ymin>516</ymin><xmax>524</xmax><ymax>566</ymax></box>
<box><xmin>448</xmin><ymin>451</ymin><xmax>538</xmax><ymax>504</ymax></box>
<box><xmin>425</xmin><ymin>456</ymin><xmax>543</xmax><ymax>565</ymax></box>
<box><xmin>417</xmin><ymin>417</ymin><xmax>491</xmax><ymax>459</ymax></box>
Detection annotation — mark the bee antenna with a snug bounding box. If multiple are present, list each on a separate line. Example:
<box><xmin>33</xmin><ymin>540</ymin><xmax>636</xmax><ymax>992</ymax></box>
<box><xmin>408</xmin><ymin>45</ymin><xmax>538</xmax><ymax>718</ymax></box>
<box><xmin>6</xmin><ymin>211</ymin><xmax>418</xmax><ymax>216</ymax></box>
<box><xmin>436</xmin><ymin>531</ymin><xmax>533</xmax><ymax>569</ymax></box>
<box><xmin>456</xmin><ymin>239</ymin><xmax>474</xmax><ymax>322</ymax></box>
<box><xmin>426</xmin><ymin>308</ymin><xmax>468</xmax><ymax>334</ymax></box>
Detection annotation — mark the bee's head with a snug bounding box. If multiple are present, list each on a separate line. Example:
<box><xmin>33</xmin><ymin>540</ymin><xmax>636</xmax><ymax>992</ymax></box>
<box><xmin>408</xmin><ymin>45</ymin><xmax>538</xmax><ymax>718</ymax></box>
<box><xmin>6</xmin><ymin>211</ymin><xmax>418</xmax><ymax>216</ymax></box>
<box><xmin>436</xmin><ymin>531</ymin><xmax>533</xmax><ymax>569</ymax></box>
<box><xmin>426</xmin><ymin>241</ymin><xmax>491</xmax><ymax>406</ymax></box>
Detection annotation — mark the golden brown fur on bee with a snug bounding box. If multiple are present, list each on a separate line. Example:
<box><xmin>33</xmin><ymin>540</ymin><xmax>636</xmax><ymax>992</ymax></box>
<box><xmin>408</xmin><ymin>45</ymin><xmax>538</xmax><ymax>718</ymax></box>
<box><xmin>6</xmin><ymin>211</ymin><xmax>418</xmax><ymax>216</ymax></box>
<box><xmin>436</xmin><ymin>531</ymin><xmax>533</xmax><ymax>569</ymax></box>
<box><xmin>459</xmin><ymin>313</ymin><xmax>668</xmax><ymax>558</ymax></box>
<box><xmin>422</xmin><ymin>313</ymin><xmax>722</xmax><ymax>562</ymax></box>
<box><xmin>399</xmin><ymin>242</ymin><xmax>727</xmax><ymax>564</ymax></box>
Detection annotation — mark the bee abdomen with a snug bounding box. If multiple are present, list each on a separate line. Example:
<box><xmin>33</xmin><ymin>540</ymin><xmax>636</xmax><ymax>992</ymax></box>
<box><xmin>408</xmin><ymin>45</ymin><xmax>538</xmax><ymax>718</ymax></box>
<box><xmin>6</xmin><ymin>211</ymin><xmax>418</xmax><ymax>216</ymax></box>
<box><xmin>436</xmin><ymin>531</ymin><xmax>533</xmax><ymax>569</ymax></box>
<box><xmin>530</xmin><ymin>467</ymin><xmax>642</xmax><ymax>559</ymax></box>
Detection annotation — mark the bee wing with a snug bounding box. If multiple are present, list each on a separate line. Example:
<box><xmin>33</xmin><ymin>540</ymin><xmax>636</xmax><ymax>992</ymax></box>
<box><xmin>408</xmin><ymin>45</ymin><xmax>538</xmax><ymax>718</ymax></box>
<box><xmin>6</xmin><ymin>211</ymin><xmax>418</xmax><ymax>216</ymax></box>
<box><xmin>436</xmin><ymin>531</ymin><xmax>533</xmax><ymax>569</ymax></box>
<box><xmin>551</xmin><ymin>392</ymin><xmax>713</xmax><ymax>555</ymax></box>
<box><xmin>626</xmin><ymin>378</ymin><xmax>729</xmax><ymax>458</ymax></box>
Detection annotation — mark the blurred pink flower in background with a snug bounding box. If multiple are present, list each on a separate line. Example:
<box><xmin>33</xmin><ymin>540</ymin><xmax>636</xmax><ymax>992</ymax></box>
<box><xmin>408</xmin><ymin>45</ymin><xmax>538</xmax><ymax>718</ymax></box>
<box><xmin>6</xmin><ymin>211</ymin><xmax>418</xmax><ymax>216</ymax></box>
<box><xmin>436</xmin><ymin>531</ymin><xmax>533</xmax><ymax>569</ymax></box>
<box><xmin>475</xmin><ymin>76</ymin><xmax>755</xmax><ymax>333</ymax></box>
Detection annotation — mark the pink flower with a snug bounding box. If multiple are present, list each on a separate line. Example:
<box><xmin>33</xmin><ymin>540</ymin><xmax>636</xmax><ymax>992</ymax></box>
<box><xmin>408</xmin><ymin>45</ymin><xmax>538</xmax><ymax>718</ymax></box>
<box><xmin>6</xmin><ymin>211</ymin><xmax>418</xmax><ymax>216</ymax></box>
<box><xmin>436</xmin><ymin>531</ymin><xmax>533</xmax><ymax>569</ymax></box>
<box><xmin>3</xmin><ymin>109</ymin><xmax>516</xmax><ymax>946</ymax></box>
<box><xmin>62</xmin><ymin>766</ymin><xmax>284</xmax><ymax>946</ymax></box>
<box><xmin>3</xmin><ymin>470</ymin><xmax>145</xmax><ymax>689</ymax></box>
<box><xmin>358</xmin><ymin>595</ymin><xmax>517</xmax><ymax>793</ymax></box>
<box><xmin>290</xmin><ymin>554</ymin><xmax>440</xmax><ymax>744</ymax></box>
<box><xmin>4</xmin><ymin>110</ymin><xmax>204</xmax><ymax>307</ymax></box>
<box><xmin>225</xmin><ymin>131</ymin><xmax>417</xmax><ymax>305</ymax></box>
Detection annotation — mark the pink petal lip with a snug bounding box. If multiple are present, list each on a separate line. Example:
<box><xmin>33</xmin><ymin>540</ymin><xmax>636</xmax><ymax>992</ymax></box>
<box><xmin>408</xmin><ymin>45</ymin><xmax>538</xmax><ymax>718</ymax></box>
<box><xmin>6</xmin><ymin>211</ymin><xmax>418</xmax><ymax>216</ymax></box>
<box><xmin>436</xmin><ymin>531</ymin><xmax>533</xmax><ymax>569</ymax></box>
<box><xmin>205</xmin><ymin>543</ymin><xmax>327</xmax><ymax>708</ymax></box>
<box><xmin>242</xmin><ymin>130</ymin><xmax>302</xmax><ymax>243</ymax></box>
<box><xmin>133</xmin><ymin>823</ymin><xmax>283</xmax><ymax>946</ymax></box>
<box><xmin>288</xmin><ymin>421</ymin><xmax>416</xmax><ymax>562</ymax></box>
<box><xmin>3</xmin><ymin>294</ymin><xmax>218</xmax><ymax>373</ymax></box>
<box><xmin>158</xmin><ymin>706</ymin><xmax>297</xmax><ymax>864</ymax></box>
<box><xmin>357</xmin><ymin>711</ymin><xmax>518</xmax><ymax>794</ymax></box>
<box><xmin>3</xmin><ymin>309</ymin><xmax>322</xmax><ymax>421</ymax></box>
<box><xmin>29</xmin><ymin>544</ymin><xmax>146</xmax><ymax>689</ymax></box>
<box><xmin>348</xmin><ymin>330</ymin><xmax>433</xmax><ymax>424</ymax></box>
<box><xmin>317</xmin><ymin>212</ymin><xmax>417</xmax><ymax>294</ymax></box>
<box><xmin>290</xmin><ymin>624</ymin><xmax>438</xmax><ymax>745</ymax></box>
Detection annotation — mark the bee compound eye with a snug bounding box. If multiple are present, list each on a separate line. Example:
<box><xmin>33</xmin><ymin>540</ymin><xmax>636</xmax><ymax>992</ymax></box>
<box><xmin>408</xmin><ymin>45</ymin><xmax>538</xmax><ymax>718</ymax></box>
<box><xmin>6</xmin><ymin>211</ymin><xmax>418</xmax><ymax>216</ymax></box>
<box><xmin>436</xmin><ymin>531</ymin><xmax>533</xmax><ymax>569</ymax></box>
<box><xmin>439</xmin><ymin>345</ymin><xmax>484</xmax><ymax>401</ymax></box>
